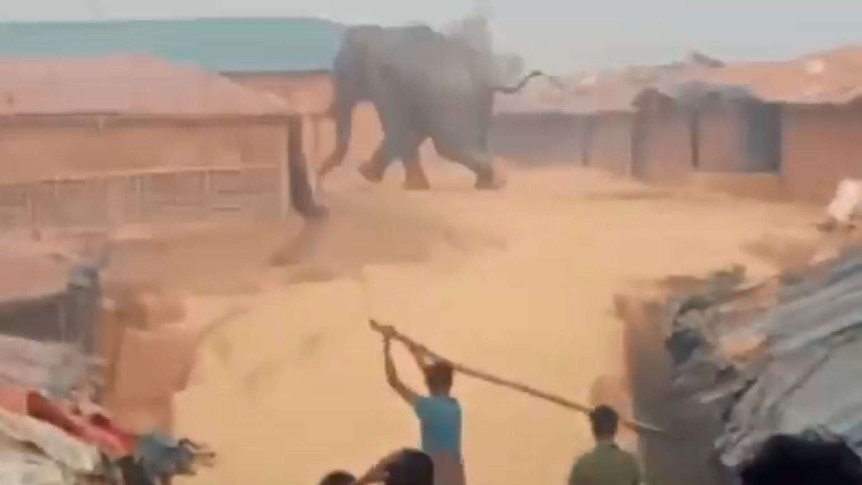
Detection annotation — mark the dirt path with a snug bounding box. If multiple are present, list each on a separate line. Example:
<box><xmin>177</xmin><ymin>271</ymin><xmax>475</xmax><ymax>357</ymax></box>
<box><xmin>173</xmin><ymin>166</ymin><xmax>819</xmax><ymax>485</ymax></box>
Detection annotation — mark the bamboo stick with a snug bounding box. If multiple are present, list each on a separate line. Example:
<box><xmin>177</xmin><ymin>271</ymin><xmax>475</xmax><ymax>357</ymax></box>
<box><xmin>369</xmin><ymin>319</ymin><xmax>666</xmax><ymax>437</ymax></box>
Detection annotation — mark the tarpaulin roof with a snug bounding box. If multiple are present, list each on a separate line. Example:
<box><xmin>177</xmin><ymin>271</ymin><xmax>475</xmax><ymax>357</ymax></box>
<box><xmin>0</xmin><ymin>54</ymin><xmax>297</xmax><ymax>118</ymax></box>
<box><xmin>665</xmin><ymin>249</ymin><xmax>862</xmax><ymax>468</ymax></box>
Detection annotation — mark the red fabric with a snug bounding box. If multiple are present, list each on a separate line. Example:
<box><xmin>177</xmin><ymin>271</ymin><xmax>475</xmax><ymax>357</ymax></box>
<box><xmin>26</xmin><ymin>392</ymin><xmax>81</xmax><ymax>435</ymax></box>
<box><xmin>26</xmin><ymin>392</ymin><xmax>136</xmax><ymax>457</ymax></box>
<box><xmin>67</xmin><ymin>413</ymin><xmax>135</xmax><ymax>457</ymax></box>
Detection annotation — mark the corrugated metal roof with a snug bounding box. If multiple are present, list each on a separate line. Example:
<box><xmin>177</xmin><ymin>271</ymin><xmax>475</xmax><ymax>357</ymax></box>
<box><xmin>0</xmin><ymin>17</ymin><xmax>344</xmax><ymax>73</ymax></box>
<box><xmin>665</xmin><ymin>250</ymin><xmax>862</xmax><ymax>468</ymax></box>
<box><xmin>0</xmin><ymin>54</ymin><xmax>296</xmax><ymax>117</ymax></box>
<box><xmin>651</xmin><ymin>45</ymin><xmax>862</xmax><ymax>106</ymax></box>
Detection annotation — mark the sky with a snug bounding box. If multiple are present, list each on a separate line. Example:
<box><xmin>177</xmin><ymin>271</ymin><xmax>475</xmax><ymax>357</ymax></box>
<box><xmin>1</xmin><ymin>0</ymin><xmax>861</xmax><ymax>72</ymax></box>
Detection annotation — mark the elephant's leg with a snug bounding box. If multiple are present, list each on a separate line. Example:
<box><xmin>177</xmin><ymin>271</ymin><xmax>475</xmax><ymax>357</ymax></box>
<box><xmin>433</xmin><ymin>140</ymin><xmax>504</xmax><ymax>190</ymax></box>
<box><xmin>357</xmin><ymin>138</ymin><xmax>425</xmax><ymax>187</ymax></box>
<box><xmin>357</xmin><ymin>142</ymin><xmax>390</xmax><ymax>183</ymax></box>
<box><xmin>372</xmin><ymin>89</ymin><xmax>431</xmax><ymax>189</ymax></box>
<box><xmin>318</xmin><ymin>144</ymin><xmax>347</xmax><ymax>178</ymax></box>
<box><xmin>401</xmin><ymin>135</ymin><xmax>430</xmax><ymax>191</ymax></box>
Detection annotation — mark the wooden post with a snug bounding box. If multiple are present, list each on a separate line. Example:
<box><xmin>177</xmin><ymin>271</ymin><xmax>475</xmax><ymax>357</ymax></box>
<box><xmin>284</xmin><ymin>115</ymin><xmax>303</xmax><ymax>219</ymax></box>
<box><xmin>202</xmin><ymin>170</ymin><xmax>212</xmax><ymax>220</ymax></box>
<box><xmin>313</xmin><ymin>116</ymin><xmax>321</xmax><ymax>163</ymax></box>
<box><xmin>25</xmin><ymin>184</ymin><xmax>36</xmax><ymax>231</ymax></box>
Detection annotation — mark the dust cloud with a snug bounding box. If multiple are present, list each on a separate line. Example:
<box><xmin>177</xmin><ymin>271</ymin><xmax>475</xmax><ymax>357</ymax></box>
<box><xmin>154</xmin><ymin>164</ymin><xmax>817</xmax><ymax>485</ymax></box>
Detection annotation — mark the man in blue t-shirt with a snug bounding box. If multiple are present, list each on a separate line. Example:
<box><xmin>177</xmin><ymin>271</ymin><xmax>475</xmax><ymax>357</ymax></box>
<box><xmin>379</xmin><ymin>325</ymin><xmax>466</xmax><ymax>485</ymax></box>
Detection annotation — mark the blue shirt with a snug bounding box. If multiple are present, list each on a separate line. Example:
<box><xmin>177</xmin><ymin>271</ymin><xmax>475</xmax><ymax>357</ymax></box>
<box><xmin>414</xmin><ymin>396</ymin><xmax>462</xmax><ymax>457</ymax></box>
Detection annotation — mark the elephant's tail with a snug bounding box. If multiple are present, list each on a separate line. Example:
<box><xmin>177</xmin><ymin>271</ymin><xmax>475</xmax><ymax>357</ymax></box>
<box><xmin>492</xmin><ymin>70</ymin><xmax>564</xmax><ymax>94</ymax></box>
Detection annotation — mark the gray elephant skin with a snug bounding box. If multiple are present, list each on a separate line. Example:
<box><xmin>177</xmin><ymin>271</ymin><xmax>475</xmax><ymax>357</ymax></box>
<box><xmin>317</xmin><ymin>24</ymin><xmax>546</xmax><ymax>190</ymax></box>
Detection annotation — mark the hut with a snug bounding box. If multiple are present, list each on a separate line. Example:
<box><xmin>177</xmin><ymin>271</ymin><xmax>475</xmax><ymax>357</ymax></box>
<box><xmin>759</xmin><ymin>46</ymin><xmax>862</xmax><ymax>202</ymax></box>
<box><xmin>492</xmin><ymin>76</ymin><xmax>591</xmax><ymax>165</ymax></box>
<box><xmin>647</xmin><ymin>46</ymin><xmax>862</xmax><ymax>202</ymax></box>
<box><xmin>617</xmin><ymin>252</ymin><xmax>862</xmax><ymax>485</ymax></box>
<box><xmin>0</xmin><ymin>18</ymin><xmax>378</xmax><ymax>167</ymax></box>
<box><xmin>0</xmin><ymin>55</ymin><xmax>312</xmax><ymax>229</ymax></box>
<box><xmin>565</xmin><ymin>72</ymin><xmax>643</xmax><ymax>176</ymax></box>
<box><xmin>572</xmin><ymin>56</ymin><xmax>722</xmax><ymax>182</ymax></box>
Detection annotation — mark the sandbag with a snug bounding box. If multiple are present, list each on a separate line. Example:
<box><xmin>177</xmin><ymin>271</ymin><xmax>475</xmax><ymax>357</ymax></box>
<box><xmin>110</xmin><ymin>324</ymin><xmax>200</xmax><ymax>403</ymax></box>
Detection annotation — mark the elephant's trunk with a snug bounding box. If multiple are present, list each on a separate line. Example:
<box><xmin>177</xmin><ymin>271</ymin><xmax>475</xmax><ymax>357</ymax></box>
<box><xmin>318</xmin><ymin>89</ymin><xmax>357</xmax><ymax>177</ymax></box>
<box><xmin>492</xmin><ymin>70</ymin><xmax>558</xmax><ymax>94</ymax></box>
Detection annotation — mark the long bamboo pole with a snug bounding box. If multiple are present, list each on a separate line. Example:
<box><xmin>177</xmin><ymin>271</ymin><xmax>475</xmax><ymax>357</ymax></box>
<box><xmin>369</xmin><ymin>319</ymin><xmax>666</xmax><ymax>437</ymax></box>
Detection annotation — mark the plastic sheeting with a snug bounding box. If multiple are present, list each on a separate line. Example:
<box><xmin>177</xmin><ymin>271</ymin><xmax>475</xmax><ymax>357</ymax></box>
<box><xmin>0</xmin><ymin>335</ymin><xmax>85</xmax><ymax>398</ymax></box>
<box><xmin>0</xmin><ymin>407</ymin><xmax>102</xmax><ymax>485</ymax></box>
<box><xmin>0</xmin><ymin>449</ymin><xmax>69</xmax><ymax>485</ymax></box>
<box><xmin>665</xmin><ymin>252</ymin><xmax>862</xmax><ymax>467</ymax></box>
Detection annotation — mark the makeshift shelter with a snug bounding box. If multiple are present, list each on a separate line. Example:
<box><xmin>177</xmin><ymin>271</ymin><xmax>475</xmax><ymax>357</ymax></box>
<box><xmin>0</xmin><ymin>239</ymin><xmax>101</xmax><ymax>399</ymax></box>
<box><xmin>570</xmin><ymin>57</ymin><xmax>721</xmax><ymax>182</ymax></box>
<box><xmin>649</xmin><ymin>46</ymin><xmax>862</xmax><ymax>201</ymax></box>
<box><xmin>0</xmin><ymin>54</ymin><xmax>313</xmax><ymax>229</ymax></box>
<box><xmin>565</xmin><ymin>72</ymin><xmax>643</xmax><ymax>175</ymax></box>
<box><xmin>618</xmin><ymin>249</ymin><xmax>862</xmax><ymax>485</ymax></box>
<box><xmin>0</xmin><ymin>18</ymin><xmax>377</xmax><ymax>169</ymax></box>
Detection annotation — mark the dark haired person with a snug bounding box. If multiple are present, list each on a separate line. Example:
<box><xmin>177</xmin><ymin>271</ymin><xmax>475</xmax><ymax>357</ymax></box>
<box><xmin>319</xmin><ymin>448</ymin><xmax>434</xmax><ymax>485</ymax></box>
<box><xmin>378</xmin><ymin>326</ymin><xmax>465</xmax><ymax>485</ymax></box>
<box><xmin>568</xmin><ymin>405</ymin><xmax>641</xmax><ymax>485</ymax></box>
<box><xmin>320</xmin><ymin>471</ymin><xmax>357</xmax><ymax>485</ymax></box>
<box><xmin>740</xmin><ymin>434</ymin><xmax>862</xmax><ymax>485</ymax></box>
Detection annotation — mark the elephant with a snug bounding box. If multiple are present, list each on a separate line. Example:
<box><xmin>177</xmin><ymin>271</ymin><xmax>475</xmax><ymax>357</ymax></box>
<box><xmin>316</xmin><ymin>24</ymin><xmax>548</xmax><ymax>190</ymax></box>
<box><xmin>353</xmin><ymin>67</ymin><xmax>543</xmax><ymax>189</ymax></box>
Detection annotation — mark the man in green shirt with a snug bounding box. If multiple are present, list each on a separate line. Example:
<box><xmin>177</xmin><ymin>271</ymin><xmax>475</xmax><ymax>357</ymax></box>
<box><xmin>568</xmin><ymin>405</ymin><xmax>642</xmax><ymax>485</ymax></box>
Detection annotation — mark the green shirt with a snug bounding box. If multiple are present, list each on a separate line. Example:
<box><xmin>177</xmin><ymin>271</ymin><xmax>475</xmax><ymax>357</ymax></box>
<box><xmin>568</xmin><ymin>441</ymin><xmax>641</xmax><ymax>485</ymax></box>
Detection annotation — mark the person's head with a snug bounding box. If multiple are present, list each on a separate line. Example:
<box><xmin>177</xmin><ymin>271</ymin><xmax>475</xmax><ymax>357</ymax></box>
<box><xmin>319</xmin><ymin>470</ymin><xmax>356</xmax><ymax>485</ymax></box>
<box><xmin>423</xmin><ymin>361</ymin><xmax>453</xmax><ymax>396</ymax></box>
<box><xmin>740</xmin><ymin>434</ymin><xmax>862</xmax><ymax>485</ymax></box>
<box><xmin>384</xmin><ymin>449</ymin><xmax>433</xmax><ymax>485</ymax></box>
<box><xmin>589</xmin><ymin>405</ymin><xmax>619</xmax><ymax>442</ymax></box>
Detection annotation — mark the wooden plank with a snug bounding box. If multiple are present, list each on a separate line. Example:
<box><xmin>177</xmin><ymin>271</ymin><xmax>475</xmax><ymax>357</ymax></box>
<box><xmin>0</xmin><ymin>164</ymin><xmax>283</xmax><ymax>229</ymax></box>
<box><xmin>0</xmin><ymin>164</ymin><xmax>278</xmax><ymax>187</ymax></box>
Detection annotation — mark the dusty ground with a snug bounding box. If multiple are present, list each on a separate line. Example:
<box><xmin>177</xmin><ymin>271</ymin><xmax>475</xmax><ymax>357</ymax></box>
<box><xmin>168</xmin><ymin>163</ymin><xmax>821</xmax><ymax>485</ymax></box>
